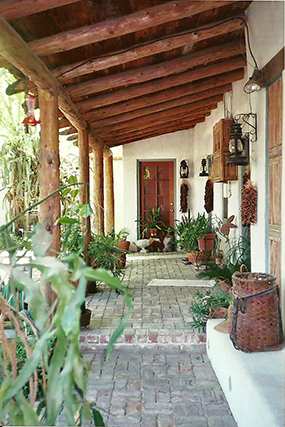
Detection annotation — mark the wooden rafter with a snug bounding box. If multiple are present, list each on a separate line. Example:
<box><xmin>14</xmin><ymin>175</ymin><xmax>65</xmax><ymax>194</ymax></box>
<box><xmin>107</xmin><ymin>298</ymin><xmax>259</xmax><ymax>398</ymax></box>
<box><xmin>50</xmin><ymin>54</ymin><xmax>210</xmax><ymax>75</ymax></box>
<box><xmin>83</xmin><ymin>77</ymin><xmax>237</xmax><ymax>121</ymax></box>
<box><xmin>0</xmin><ymin>0</ymin><xmax>81</xmax><ymax>20</ymax></box>
<box><xmin>54</xmin><ymin>16</ymin><xmax>245</xmax><ymax>81</ymax></box>
<box><xmin>90</xmin><ymin>94</ymin><xmax>225</xmax><ymax>128</ymax></box>
<box><xmin>0</xmin><ymin>0</ymin><xmax>251</xmax><ymax>147</ymax></box>
<box><xmin>75</xmin><ymin>58</ymin><xmax>245</xmax><ymax>113</ymax></box>
<box><xmin>27</xmin><ymin>1</ymin><xmax>237</xmax><ymax>56</ymax></box>
<box><xmin>67</xmin><ymin>41</ymin><xmax>244</xmax><ymax>99</ymax></box>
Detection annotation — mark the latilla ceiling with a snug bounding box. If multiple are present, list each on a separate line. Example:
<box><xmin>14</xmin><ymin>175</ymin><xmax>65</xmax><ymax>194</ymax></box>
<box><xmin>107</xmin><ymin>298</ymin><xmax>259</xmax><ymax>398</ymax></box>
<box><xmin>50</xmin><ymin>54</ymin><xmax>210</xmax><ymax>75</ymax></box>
<box><xmin>0</xmin><ymin>0</ymin><xmax>251</xmax><ymax>148</ymax></box>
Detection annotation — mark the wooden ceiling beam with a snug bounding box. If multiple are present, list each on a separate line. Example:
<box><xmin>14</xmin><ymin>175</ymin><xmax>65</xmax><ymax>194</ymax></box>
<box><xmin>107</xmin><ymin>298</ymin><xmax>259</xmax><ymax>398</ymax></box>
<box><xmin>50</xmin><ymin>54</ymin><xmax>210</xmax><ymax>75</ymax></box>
<box><xmin>76</xmin><ymin>59</ymin><xmax>245</xmax><ymax>112</ymax></box>
<box><xmin>96</xmin><ymin>105</ymin><xmax>217</xmax><ymax>137</ymax></box>
<box><xmin>107</xmin><ymin>118</ymin><xmax>206</xmax><ymax>147</ymax></box>
<box><xmin>27</xmin><ymin>1</ymin><xmax>236</xmax><ymax>56</ymax></box>
<box><xmin>54</xmin><ymin>16</ymin><xmax>245</xmax><ymax>81</ymax></box>
<box><xmin>88</xmin><ymin>84</ymin><xmax>232</xmax><ymax>125</ymax></box>
<box><xmin>59</xmin><ymin>126</ymin><xmax>77</xmax><ymax>135</ymax></box>
<box><xmin>67</xmin><ymin>41</ymin><xmax>244</xmax><ymax>98</ymax></box>
<box><xmin>90</xmin><ymin>94</ymin><xmax>224</xmax><ymax>128</ymax></box>
<box><xmin>85</xmin><ymin>81</ymin><xmax>233</xmax><ymax>122</ymax></box>
<box><xmin>0</xmin><ymin>0</ymin><xmax>81</xmax><ymax>20</ymax></box>
<box><xmin>59</xmin><ymin>117</ymin><xmax>72</xmax><ymax>129</ymax></box>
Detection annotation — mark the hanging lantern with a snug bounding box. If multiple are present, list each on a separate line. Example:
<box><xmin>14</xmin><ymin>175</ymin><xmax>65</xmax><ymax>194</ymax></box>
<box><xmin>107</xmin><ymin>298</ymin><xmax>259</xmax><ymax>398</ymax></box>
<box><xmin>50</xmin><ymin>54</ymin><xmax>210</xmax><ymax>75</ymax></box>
<box><xmin>179</xmin><ymin>160</ymin><xmax>189</xmax><ymax>178</ymax></box>
<box><xmin>22</xmin><ymin>92</ymin><xmax>41</xmax><ymax>126</ymax></box>
<box><xmin>227</xmin><ymin>122</ymin><xmax>249</xmax><ymax>166</ymax></box>
<box><xmin>199</xmin><ymin>158</ymin><xmax>209</xmax><ymax>177</ymax></box>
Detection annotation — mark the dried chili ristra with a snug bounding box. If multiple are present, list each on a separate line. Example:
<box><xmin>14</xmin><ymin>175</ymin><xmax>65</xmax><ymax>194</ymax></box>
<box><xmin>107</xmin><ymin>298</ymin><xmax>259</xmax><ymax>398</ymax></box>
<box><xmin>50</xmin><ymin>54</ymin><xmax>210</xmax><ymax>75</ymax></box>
<box><xmin>204</xmin><ymin>179</ymin><xmax>213</xmax><ymax>213</ymax></box>
<box><xmin>241</xmin><ymin>179</ymin><xmax>257</xmax><ymax>227</ymax></box>
<box><xmin>180</xmin><ymin>182</ymin><xmax>188</xmax><ymax>213</ymax></box>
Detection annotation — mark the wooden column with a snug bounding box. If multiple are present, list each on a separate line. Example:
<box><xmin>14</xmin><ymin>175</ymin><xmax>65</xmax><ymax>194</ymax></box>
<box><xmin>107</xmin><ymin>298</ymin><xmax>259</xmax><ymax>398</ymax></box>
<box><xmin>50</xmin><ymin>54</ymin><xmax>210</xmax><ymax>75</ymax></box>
<box><xmin>92</xmin><ymin>142</ymin><xmax>104</xmax><ymax>234</ymax></box>
<box><xmin>104</xmin><ymin>151</ymin><xmax>115</xmax><ymax>234</ymax></box>
<box><xmin>38</xmin><ymin>88</ymin><xmax>60</xmax><ymax>304</ymax></box>
<box><xmin>78</xmin><ymin>129</ymin><xmax>91</xmax><ymax>264</ymax></box>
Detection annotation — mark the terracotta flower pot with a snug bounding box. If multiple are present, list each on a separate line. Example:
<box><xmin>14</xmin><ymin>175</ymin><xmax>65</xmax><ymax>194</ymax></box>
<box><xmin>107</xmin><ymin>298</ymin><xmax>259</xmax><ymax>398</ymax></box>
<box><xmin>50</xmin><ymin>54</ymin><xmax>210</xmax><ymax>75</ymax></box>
<box><xmin>117</xmin><ymin>240</ymin><xmax>130</xmax><ymax>268</ymax></box>
<box><xmin>198</xmin><ymin>233</ymin><xmax>216</xmax><ymax>251</ymax></box>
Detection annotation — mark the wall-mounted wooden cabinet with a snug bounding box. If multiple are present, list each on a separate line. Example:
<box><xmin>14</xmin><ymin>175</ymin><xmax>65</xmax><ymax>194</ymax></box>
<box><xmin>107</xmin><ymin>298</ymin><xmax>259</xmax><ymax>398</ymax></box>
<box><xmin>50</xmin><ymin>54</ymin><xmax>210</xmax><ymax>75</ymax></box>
<box><xmin>212</xmin><ymin>118</ymin><xmax>238</xmax><ymax>182</ymax></box>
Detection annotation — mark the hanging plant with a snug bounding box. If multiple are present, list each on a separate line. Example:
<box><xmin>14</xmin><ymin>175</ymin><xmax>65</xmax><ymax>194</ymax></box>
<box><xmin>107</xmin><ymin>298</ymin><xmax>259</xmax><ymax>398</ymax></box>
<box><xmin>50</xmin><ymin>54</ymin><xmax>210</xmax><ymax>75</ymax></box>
<box><xmin>241</xmin><ymin>179</ymin><xmax>257</xmax><ymax>227</ymax></box>
<box><xmin>204</xmin><ymin>179</ymin><xmax>213</xmax><ymax>213</ymax></box>
<box><xmin>180</xmin><ymin>182</ymin><xmax>188</xmax><ymax>213</ymax></box>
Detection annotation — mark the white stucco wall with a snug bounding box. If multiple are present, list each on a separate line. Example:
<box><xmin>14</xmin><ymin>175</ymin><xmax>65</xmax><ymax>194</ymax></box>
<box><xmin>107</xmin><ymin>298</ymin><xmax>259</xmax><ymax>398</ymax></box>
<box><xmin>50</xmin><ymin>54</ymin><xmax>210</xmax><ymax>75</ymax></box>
<box><xmin>245</xmin><ymin>1</ymin><xmax>284</xmax><ymax>279</ymax></box>
<box><xmin>246</xmin><ymin>1</ymin><xmax>284</xmax><ymax>74</ymax></box>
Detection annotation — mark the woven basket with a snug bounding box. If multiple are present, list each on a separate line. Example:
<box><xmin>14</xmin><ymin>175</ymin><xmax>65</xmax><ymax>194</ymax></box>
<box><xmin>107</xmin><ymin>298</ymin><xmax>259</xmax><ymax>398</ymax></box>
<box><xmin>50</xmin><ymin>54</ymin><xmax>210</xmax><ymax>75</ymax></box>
<box><xmin>230</xmin><ymin>272</ymin><xmax>283</xmax><ymax>352</ymax></box>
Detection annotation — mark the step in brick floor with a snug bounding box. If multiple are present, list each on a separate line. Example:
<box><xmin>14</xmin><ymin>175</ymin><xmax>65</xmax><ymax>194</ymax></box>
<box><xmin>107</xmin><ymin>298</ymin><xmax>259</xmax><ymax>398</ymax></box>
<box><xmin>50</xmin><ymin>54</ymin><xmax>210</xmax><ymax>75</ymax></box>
<box><xmin>77</xmin><ymin>252</ymin><xmax>237</xmax><ymax>427</ymax></box>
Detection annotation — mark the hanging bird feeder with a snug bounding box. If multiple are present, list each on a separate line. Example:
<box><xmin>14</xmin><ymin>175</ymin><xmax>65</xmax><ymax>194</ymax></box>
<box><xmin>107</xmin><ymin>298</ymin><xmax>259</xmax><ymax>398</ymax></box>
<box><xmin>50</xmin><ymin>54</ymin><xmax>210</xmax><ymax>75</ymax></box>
<box><xmin>22</xmin><ymin>92</ymin><xmax>41</xmax><ymax>126</ymax></box>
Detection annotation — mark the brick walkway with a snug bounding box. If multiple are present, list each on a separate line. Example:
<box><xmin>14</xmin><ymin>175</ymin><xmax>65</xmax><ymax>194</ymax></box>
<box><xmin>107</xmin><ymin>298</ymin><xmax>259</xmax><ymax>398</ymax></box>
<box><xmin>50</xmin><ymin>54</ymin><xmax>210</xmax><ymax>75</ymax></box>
<box><xmin>79</xmin><ymin>253</ymin><xmax>237</xmax><ymax>427</ymax></box>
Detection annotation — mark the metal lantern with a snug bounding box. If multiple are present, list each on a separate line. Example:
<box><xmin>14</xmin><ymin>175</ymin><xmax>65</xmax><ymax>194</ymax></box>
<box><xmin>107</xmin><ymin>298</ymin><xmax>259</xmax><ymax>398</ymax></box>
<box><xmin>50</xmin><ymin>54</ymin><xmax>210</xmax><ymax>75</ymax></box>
<box><xmin>179</xmin><ymin>160</ymin><xmax>189</xmax><ymax>179</ymax></box>
<box><xmin>199</xmin><ymin>158</ymin><xmax>209</xmax><ymax>177</ymax></box>
<box><xmin>22</xmin><ymin>92</ymin><xmax>41</xmax><ymax>126</ymax></box>
<box><xmin>244</xmin><ymin>67</ymin><xmax>264</xmax><ymax>94</ymax></box>
<box><xmin>227</xmin><ymin>122</ymin><xmax>249</xmax><ymax>166</ymax></box>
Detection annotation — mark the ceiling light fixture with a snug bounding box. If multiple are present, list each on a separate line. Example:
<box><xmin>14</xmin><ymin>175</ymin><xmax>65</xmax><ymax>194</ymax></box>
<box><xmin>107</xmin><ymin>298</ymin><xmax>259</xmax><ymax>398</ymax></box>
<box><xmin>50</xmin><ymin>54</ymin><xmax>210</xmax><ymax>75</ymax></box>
<box><xmin>244</xmin><ymin>67</ymin><xmax>264</xmax><ymax>94</ymax></box>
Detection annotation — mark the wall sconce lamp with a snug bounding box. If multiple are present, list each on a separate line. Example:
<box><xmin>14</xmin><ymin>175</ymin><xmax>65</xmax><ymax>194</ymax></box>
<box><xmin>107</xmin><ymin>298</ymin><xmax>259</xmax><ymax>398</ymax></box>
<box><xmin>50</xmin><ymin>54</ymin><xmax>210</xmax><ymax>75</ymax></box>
<box><xmin>244</xmin><ymin>67</ymin><xmax>265</xmax><ymax>94</ymax></box>
<box><xmin>180</xmin><ymin>159</ymin><xmax>189</xmax><ymax>179</ymax></box>
<box><xmin>199</xmin><ymin>158</ymin><xmax>209</xmax><ymax>177</ymax></box>
<box><xmin>199</xmin><ymin>155</ymin><xmax>213</xmax><ymax>177</ymax></box>
<box><xmin>227</xmin><ymin>113</ymin><xmax>257</xmax><ymax>166</ymax></box>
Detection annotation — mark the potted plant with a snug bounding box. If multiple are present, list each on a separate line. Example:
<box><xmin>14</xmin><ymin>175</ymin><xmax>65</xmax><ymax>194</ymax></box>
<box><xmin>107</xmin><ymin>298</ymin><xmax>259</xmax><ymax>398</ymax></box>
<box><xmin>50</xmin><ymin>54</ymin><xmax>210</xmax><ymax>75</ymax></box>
<box><xmin>196</xmin><ymin>213</ymin><xmax>217</xmax><ymax>252</ymax></box>
<box><xmin>87</xmin><ymin>231</ymin><xmax>125</xmax><ymax>279</ymax></box>
<box><xmin>136</xmin><ymin>206</ymin><xmax>166</xmax><ymax>239</ymax></box>
<box><xmin>114</xmin><ymin>228</ymin><xmax>131</xmax><ymax>267</ymax></box>
<box><xmin>176</xmin><ymin>213</ymin><xmax>218</xmax><ymax>263</ymax></box>
<box><xmin>196</xmin><ymin>235</ymin><xmax>251</xmax><ymax>291</ymax></box>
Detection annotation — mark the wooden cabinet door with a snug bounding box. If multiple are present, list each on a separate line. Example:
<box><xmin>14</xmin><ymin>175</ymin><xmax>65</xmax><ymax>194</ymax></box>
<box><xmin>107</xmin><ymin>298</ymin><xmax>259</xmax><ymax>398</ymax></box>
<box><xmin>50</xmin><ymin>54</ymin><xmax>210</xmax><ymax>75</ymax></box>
<box><xmin>213</xmin><ymin>118</ymin><xmax>238</xmax><ymax>182</ymax></box>
<box><xmin>268</xmin><ymin>76</ymin><xmax>282</xmax><ymax>291</ymax></box>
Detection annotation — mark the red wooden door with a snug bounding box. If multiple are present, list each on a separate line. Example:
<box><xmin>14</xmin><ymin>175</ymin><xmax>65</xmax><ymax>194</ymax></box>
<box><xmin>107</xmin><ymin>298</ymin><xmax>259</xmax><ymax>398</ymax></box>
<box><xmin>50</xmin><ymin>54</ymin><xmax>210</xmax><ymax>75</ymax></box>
<box><xmin>268</xmin><ymin>76</ymin><xmax>282</xmax><ymax>292</ymax></box>
<box><xmin>139</xmin><ymin>161</ymin><xmax>175</xmax><ymax>234</ymax></box>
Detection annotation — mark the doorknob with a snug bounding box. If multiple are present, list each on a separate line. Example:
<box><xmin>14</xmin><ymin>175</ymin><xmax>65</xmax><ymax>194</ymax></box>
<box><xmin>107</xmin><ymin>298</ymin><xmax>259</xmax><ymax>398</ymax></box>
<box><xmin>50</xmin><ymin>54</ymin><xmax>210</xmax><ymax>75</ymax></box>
<box><xmin>170</xmin><ymin>202</ymin><xmax>174</xmax><ymax>206</ymax></box>
<box><xmin>170</xmin><ymin>209</ymin><xmax>174</xmax><ymax>212</ymax></box>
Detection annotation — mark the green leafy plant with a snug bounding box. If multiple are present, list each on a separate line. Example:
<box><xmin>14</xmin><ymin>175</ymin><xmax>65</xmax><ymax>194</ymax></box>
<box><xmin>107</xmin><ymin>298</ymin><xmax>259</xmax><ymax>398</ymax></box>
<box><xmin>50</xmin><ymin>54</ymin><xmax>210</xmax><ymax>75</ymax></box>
<box><xmin>197</xmin><ymin>235</ymin><xmax>251</xmax><ymax>285</ymax></box>
<box><xmin>190</xmin><ymin>286</ymin><xmax>232</xmax><ymax>332</ymax></box>
<box><xmin>176</xmin><ymin>213</ymin><xmax>220</xmax><ymax>253</ymax></box>
<box><xmin>88</xmin><ymin>232</ymin><xmax>125</xmax><ymax>279</ymax></box>
<box><xmin>136</xmin><ymin>206</ymin><xmax>166</xmax><ymax>238</ymax></box>
<box><xmin>0</xmin><ymin>70</ymin><xmax>40</xmax><ymax>232</ymax></box>
<box><xmin>0</xmin><ymin>185</ymin><xmax>132</xmax><ymax>426</ymax></box>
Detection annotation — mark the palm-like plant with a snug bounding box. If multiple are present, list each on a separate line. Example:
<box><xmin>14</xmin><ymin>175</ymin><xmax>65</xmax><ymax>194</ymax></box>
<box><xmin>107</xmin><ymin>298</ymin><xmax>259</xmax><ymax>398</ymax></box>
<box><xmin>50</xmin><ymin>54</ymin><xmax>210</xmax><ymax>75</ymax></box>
<box><xmin>136</xmin><ymin>206</ymin><xmax>166</xmax><ymax>238</ymax></box>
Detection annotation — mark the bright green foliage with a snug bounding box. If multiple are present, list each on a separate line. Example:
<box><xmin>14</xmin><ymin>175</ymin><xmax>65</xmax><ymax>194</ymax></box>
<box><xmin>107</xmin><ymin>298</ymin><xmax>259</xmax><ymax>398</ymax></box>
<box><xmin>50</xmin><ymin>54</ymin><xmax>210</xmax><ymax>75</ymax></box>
<box><xmin>176</xmin><ymin>213</ymin><xmax>220</xmax><ymax>252</ymax></box>
<box><xmin>190</xmin><ymin>286</ymin><xmax>232</xmax><ymax>332</ymax></box>
<box><xmin>0</xmin><ymin>223</ymin><xmax>132</xmax><ymax>426</ymax></box>
<box><xmin>88</xmin><ymin>232</ymin><xmax>125</xmax><ymax>279</ymax></box>
<box><xmin>0</xmin><ymin>69</ymin><xmax>40</xmax><ymax>231</ymax></box>
<box><xmin>136</xmin><ymin>206</ymin><xmax>166</xmax><ymax>238</ymax></box>
<box><xmin>197</xmin><ymin>235</ymin><xmax>251</xmax><ymax>284</ymax></box>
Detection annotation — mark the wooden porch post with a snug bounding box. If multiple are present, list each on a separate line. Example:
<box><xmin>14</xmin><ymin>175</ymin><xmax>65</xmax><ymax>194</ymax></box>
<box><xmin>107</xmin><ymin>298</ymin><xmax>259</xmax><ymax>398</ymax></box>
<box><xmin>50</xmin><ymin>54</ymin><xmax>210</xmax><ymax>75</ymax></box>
<box><xmin>38</xmin><ymin>88</ymin><xmax>60</xmax><ymax>304</ymax></box>
<box><xmin>92</xmin><ymin>139</ymin><xmax>104</xmax><ymax>234</ymax></box>
<box><xmin>104</xmin><ymin>150</ymin><xmax>115</xmax><ymax>234</ymax></box>
<box><xmin>78</xmin><ymin>129</ymin><xmax>91</xmax><ymax>264</ymax></box>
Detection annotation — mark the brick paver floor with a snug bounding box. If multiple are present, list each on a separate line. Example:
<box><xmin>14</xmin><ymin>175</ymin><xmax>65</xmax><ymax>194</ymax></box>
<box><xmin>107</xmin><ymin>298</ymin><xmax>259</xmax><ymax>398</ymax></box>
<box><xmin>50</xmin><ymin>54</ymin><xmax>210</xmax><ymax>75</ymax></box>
<box><xmin>78</xmin><ymin>252</ymin><xmax>237</xmax><ymax>427</ymax></box>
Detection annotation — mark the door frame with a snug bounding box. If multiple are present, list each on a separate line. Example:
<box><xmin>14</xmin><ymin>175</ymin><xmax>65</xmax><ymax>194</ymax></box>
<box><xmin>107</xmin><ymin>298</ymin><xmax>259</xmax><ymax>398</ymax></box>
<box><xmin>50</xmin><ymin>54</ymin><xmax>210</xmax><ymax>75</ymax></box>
<box><xmin>137</xmin><ymin>159</ymin><xmax>176</xmax><ymax>239</ymax></box>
